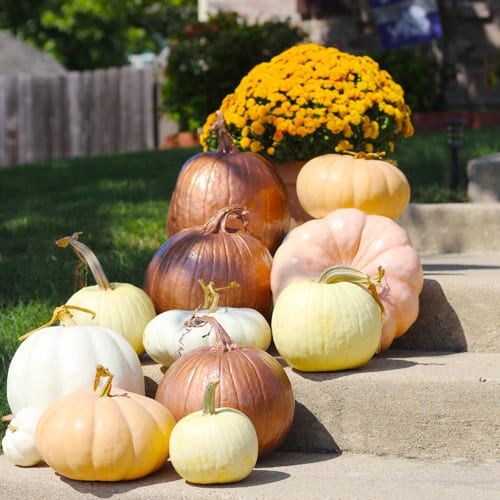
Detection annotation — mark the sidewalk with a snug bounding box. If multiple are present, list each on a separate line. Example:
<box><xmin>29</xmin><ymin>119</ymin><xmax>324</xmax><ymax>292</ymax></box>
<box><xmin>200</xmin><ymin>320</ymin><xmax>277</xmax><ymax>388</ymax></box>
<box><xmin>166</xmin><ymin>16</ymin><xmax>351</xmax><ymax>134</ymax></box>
<box><xmin>1</xmin><ymin>451</ymin><xmax>499</xmax><ymax>500</ymax></box>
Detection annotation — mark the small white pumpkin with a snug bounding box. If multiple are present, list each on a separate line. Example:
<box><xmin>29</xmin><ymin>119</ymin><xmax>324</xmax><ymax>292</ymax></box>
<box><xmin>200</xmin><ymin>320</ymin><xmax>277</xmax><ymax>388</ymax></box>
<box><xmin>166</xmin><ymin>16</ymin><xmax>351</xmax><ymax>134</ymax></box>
<box><xmin>169</xmin><ymin>379</ymin><xmax>258</xmax><ymax>484</ymax></box>
<box><xmin>143</xmin><ymin>280</ymin><xmax>272</xmax><ymax>367</ymax></box>
<box><xmin>1</xmin><ymin>407</ymin><xmax>44</xmax><ymax>467</ymax></box>
<box><xmin>57</xmin><ymin>232</ymin><xmax>156</xmax><ymax>355</ymax></box>
<box><xmin>7</xmin><ymin>305</ymin><xmax>145</xmax><ymax>415</ymax></box>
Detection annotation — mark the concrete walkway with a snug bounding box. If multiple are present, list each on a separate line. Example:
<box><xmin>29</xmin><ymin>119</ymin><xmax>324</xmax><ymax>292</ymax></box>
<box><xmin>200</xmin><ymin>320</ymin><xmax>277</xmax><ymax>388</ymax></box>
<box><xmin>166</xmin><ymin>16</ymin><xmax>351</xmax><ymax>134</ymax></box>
<box><xmin>1</xmin><ymin>451</ymin><xmax>499</xmax><ymax>500</ymax></box>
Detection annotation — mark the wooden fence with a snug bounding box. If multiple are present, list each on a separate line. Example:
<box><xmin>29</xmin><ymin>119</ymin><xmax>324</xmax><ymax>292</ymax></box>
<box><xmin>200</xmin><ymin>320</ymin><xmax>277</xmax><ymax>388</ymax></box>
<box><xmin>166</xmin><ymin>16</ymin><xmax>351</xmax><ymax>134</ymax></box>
<box><xmin>0</xmin><ymin>66</ymin><xmax>160</xmax><ymax>168</ymax></box>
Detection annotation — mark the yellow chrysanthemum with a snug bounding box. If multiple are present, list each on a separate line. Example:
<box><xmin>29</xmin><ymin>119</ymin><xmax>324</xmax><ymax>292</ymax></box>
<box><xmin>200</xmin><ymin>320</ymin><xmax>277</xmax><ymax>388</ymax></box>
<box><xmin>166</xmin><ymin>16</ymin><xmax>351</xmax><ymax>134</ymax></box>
<box><xmin>200</xmin><ymin>43</ymin><xmax>413</xmax><ymax>162</ymax></box>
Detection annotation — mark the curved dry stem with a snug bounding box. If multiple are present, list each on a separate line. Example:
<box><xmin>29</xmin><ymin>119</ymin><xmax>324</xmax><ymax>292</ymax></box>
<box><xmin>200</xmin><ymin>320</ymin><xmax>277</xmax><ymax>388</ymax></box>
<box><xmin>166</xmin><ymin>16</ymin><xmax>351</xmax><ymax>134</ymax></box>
<box><xmin>318</xmin><ymin>265</ymin><xmax>385</xmax><ymax>314</ymax></box>
<box><xmin>18</xmin><ymin>304</ymin><xmax>96</xmax><ymax>341</ymax></box>
<box><xmin>202</xmin><ymin>206</ymin><xmax>249</xmax><ymax>234</ymax></box>
<box><xmin>56</xmin><ymin>232</ymin><xmax>112</xmax><ymax>291</ymax></box>
<box><xmin>184</xmin><ymin>314</ymin><xmax>238</xmax><ymax>351</ymax></box>
<box><xmin>211</xmin><ymin>110</ymin><xmax>240</xmax><ymax>155</ymax></box>
<box><xmin>197</xmin><ymin>279</ymin><xmax>240</xmax><ymax>313</ymax></box>
<box><xmin>94</xmin><ymin>364</ymin><xmax>114</xmax><ymax>397</ymax></box>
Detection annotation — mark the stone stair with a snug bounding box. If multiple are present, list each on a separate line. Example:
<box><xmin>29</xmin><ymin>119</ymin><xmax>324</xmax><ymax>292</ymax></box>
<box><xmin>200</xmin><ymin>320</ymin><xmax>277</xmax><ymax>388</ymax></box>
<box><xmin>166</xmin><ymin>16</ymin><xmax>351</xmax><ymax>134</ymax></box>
<box><xmin>144</xmin><ymin>203</ymin><xmax>500</xmax><ymax>462</ymax></box>
<box><xmin>1</xmin><ymin>203</ymin><xmax>499</xmax><ymax>498</ymax></box>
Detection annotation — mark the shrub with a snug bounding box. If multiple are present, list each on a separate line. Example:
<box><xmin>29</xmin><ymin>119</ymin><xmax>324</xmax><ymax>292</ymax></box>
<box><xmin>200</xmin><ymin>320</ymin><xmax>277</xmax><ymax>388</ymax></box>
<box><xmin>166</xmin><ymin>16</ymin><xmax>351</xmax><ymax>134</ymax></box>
<box><xmin>161</xmin><ymin>10</ymin><xmax>307</xmax><ymax>132</ymax></box>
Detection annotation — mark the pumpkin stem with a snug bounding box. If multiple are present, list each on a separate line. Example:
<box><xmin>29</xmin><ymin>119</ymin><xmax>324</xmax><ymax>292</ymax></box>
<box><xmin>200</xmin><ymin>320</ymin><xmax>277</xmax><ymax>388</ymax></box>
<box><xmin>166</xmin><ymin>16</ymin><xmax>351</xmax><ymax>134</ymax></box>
<box><xmin>317</xmin><ymin>265</ymin><xmax>386</xmax><ymax>314</ymax></box>
<box><xmin>202</xmin><ymin>205</ymin><xmax>249</xmax><ymax>234</ymax></box>
<box><xmin>202</xmin><ymin>379</ymin><xmax>220</xmax><ymax>416</ymax></box>
<box><xmin>344</xmin><ymin>150</ymin><xmax>399</xmax><ymax>166</ymax></box>
<box><xmin>18</xmin><ymin>304</ymin><xmax>96</xmax><ymax>341</ymax></box>
<box><xmin>93</xmin><ymin>364</ymin><xmax>114</xmax><ymax>397</ymax></box>
<box><xmin>184</xmin><ymin>314</ymin><xmax>238</xmax><ymax>351</ymax></box>
<box><xmin>56</xmin><ymin>232</ymin><xmax>113</xmax><ymax>291</ymax></box>
<box><xmin>211</xmin><ymin>110</ymin><xmax>240</xmax><ymax>155</ymax></box>
<box><xmin>197</xmin><ymin>279</ymin><xmax>240</xmax><ymax>313</ymax></box>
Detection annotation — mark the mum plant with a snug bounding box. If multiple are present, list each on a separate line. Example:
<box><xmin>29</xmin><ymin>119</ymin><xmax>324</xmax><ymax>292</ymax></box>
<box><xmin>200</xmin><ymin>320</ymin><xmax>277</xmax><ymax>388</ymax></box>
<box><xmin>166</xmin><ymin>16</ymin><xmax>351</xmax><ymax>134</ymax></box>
<box><xmin>200</xmin><ymin>43</ymin><xmax>414</xmax><ymax>162</ymax></box>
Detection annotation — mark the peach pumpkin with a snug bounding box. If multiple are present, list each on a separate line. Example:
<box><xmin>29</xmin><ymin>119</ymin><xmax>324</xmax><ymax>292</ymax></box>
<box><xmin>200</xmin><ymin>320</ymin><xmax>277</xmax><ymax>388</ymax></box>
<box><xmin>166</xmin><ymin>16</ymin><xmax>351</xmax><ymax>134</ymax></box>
<box><xmin>270</xmin><ymin>208</ymin><xmax>424</xmax><ymax>350</ymax></box>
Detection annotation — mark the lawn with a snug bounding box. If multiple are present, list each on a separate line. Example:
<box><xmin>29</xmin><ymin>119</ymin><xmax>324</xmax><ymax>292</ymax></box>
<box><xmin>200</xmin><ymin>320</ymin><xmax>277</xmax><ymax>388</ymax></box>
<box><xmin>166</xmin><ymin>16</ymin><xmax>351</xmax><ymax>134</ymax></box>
<box><xmin>1</xmin><ymin>127</ymin><xmax>499</xmax><ymax>447</ymax></box>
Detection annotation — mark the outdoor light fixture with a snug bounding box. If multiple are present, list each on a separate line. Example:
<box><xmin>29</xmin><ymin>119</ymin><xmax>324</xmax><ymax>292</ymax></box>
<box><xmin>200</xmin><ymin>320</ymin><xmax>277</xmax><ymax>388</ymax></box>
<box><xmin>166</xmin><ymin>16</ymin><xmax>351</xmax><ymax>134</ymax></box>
<box><xmin>444</xmin><ymin>117</ymin><xmax>466</xmax><ymax>190</ymax></box>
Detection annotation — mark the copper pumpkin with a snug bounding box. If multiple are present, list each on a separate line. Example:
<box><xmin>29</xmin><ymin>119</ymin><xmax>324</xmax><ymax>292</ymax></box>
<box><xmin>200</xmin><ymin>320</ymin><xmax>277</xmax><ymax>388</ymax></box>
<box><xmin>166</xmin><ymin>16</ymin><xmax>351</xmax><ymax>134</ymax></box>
<box><xmin>166</xmin><ymin>110</ymin><xmax>290</xmax><ymax>254</ymax></box>
<box><xmin>155</xmin><ymin>315</ymin><xmax>295</xmax><ymax>456</ymax></box>
<box><xmin>144</xmin><ymin>206</ymin><xmax>273</xmax><ymax>320</ymax></box>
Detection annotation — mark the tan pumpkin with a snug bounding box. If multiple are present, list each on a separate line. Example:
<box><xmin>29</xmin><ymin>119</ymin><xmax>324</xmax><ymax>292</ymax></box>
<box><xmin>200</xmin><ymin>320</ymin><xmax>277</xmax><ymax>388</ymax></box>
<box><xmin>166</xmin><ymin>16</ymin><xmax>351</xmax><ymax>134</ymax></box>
<box><xmin>296</xmin><ymin>152</ymin><xmax>411</xmax><ymax>219</ymax></box>
<box><xmin>155</xmin><ymin>315</ymin><xmax>295</xmax><ymax>456</ymax></box>
<box><xmin>167</xmin><ymin>110</ymin><xmax>290</xmax><ymax>253</ymax></box>
<box><xmin>271</xmin><ymin>208</ymin><xmax>424</xmax><ymax>350</ymax></box>
<box><xmin>144</xmin><ymin>206</ymin><xmax>273</xmax><ymax>320</ymax></box>
<box><xmin>36</xmin><ymin>365</ymin><xmax>176</xmax><ymax>482</ymax></box>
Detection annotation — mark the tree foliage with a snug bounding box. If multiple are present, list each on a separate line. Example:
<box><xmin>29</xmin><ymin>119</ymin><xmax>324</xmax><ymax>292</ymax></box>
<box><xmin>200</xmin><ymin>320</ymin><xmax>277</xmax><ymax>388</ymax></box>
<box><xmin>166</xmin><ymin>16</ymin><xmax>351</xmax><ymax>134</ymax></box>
<box><xmin>161</xmin><ymin>11</ymin><xmax>307</xmax><ymax>132</ymax></box>
<box><xmin>0</xmin><ymin>0</ymin><xmax>197</xmax><ymax>70</ymax></box>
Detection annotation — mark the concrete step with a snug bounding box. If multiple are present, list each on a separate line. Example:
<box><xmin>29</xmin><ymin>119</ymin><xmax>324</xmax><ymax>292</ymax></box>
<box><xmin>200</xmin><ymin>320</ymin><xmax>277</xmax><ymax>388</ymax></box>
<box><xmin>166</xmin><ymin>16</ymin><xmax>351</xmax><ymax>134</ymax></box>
<box><xmin>1</xmin><ymin>450</ymin><xmax>499</xmax><ymax>499</ymax></box>
<box><xmin>393</xmin><ymin>252</ymin><xmax>500</xmax><ymax>352</ymax></box>
<box><xmin>143</xmin><ymin>350</ymin><xmax>500</xmax><ymax>461</ymax></box>
<box><xmin>397</xmin><ymin>202</ymin><xmax>500</xmax><ymax>254</ymax></box>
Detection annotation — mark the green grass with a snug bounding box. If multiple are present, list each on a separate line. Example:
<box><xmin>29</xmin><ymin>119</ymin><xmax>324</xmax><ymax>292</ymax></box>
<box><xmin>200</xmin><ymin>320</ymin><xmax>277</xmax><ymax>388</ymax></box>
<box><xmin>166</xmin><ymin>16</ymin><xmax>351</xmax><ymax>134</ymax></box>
<box><xmin>393</xmin><ymin>126</ymin><xmax>500</xmax><ymax>201</ymax></box>
<box><xmin>0</xmin><ymin>127</ymin><xmax>499</xmax><ymax>449</ymax></box>
<box><xmin>0</xmin><ymin>146</ymin><xmax>198</xmax><ymax>444</ymax></box>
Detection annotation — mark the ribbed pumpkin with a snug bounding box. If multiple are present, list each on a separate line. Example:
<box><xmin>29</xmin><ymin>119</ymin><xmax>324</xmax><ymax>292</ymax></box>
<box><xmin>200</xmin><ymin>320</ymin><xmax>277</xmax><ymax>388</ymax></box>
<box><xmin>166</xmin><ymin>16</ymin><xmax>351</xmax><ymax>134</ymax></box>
<box><xmin>167</xmin><ymin>110</ymin><xmax>290</xmax><ymax>253</ymax></box>
<box><xmin>271</xmin><ymin>208</ymin><xmax>424</xmax><ymax>351</ymax></box>
<box><xmin>143</xmin><ymin>279</ymin><xmax>272</xmax><ymax>368</ymax></box>
<box><xmin>36</xmin><ymin>365</ymin><xmax>175</xmax><ymax>482</ymax></box>
<box><xmin>155</xmin><ymin>315</ymin><xmax>295</xmax><ymax>456</ymax></box>
<box><xmin>144</xmin><ymin>206</ymin><xmax>273</xmax><ymax>320</ymax></box>
<box><xmin>296</xmin><ymin>152</ymin><xmax>411</xmax><ymax>219</ymax></box>
<box><xmin>7</xmin><ymin>305</ymin><xmax>145</xmax><ymax>415</ymax></box>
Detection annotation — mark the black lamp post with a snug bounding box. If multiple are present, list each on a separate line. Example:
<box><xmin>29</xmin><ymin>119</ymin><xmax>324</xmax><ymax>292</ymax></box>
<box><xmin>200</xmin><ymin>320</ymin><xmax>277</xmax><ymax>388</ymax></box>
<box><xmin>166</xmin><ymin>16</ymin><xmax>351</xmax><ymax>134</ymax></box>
<box><xmin>444</xmin><ymin>118</ymin><xmax>465</xmax><ymax>191</ymax></box>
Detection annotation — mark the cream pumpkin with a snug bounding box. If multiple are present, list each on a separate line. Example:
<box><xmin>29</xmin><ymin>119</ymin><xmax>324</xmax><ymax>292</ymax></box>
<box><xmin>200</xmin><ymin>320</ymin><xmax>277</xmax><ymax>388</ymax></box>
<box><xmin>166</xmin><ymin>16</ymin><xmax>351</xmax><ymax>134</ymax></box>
<box><xmin>169</xmin><ymin>380</ymin><xmax>258</xmax><ymax>484</ymax></box>
<box><xmin>1</xmin><ymin>407</ymin><xmax>44</xmax><ymax>467</ymax></box>
<box><xmin>296</xmin><ymin>153</ymin><xmax>411</xmax><ymax>219</ymax></box>
<box><xmin>271</xmin><ymin>266</ymin><xmax>383</xmax><ymax>372</ymax></box>
<box><xmin>57</xmin><ymin>232</ymin><xmax>156</xmax><ymax>355</ymax></box>
<box><xmin>271</xmin><ymin>208</ymin><xmax>424</xmax><ymax>350</ymax></box>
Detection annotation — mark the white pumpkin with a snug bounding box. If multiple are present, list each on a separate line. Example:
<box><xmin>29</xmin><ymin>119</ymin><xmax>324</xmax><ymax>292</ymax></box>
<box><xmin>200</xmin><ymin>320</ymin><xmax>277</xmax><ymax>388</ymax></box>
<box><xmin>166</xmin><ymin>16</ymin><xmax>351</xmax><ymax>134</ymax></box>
<box><xmin>143</xmin><ymin>306</ymin><xmax>272</xmax><ymax>367</ymax></box>
<box><xmin>143</xmin><ymin>279</ymin><xmax>272</xmax><ymax>367</ymax></box>
<box><xmin>57</xmin><ymin>232</ymin><xmax>156</xmax><ymax>355</ymax></box>
<box><xmin>7</xmin><ymin>305</ymin><xmax>145</xmax><ymax>415</ymax></box>
<box><xmin>1</xmin><ymin>407</ymin><xmax>44</xmax><ymax>467</ymax></box>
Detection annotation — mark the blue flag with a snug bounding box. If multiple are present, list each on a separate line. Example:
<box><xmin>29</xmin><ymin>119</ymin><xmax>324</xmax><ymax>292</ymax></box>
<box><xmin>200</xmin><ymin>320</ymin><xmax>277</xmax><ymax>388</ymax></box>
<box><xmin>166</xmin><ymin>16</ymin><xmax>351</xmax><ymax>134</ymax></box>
<box><xmin>370</xmin><ymin>0</ymin><xmax>443</xmax><ymax>50</ymax></box>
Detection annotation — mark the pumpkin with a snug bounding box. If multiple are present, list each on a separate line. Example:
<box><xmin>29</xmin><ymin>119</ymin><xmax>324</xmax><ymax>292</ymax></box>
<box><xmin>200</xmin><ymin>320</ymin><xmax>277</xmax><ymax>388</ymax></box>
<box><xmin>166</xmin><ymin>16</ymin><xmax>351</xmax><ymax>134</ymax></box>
<box><xmin>1</xmin><ymin>407</ymin><xmax>44</xmax><ymax>467</ymax></box>
<box><xmin>296</xmin><ymin>152</ymin><xmax>411</xmax><ymax>219</ymax></box>
<box><xmin>36</xmin><ymin>365</ymin><xmax>176</xmax><ymax>481</ymax></box>
<box><xmin>7</xmin><ymin>305</ymin><xmax>145</xmax><ymax>415</ymax></box>
<box><xmin>169</xmin><ymin>379</ymin><xmax>258</xmax><ymax>484</ymax></box>
<box><xmin>144</xmin><ymin>206</ymin><xmax>274</xmax><ymax>320</ymax></box>
<box><xmin>271</xmin><ymin>266</ymin><xmax>383</xmax><ymax>371</ymax></box>
<box><xmin>167</xmin><ymin>110</ymin><xmax>290</xmax><ymax>253</ymax></box>
<box><xmin>155</xmin><ymin>315</ymin><xmax>295</xmax><ymax>456</ymax></box>
<box><xmin>57</xmin><ymin>232</ymin><xmax>156</xmax><ymax>355</ymax></box>
<box><xmin>271</xmin><ymin>208</ymin><xmax>424</xmax><ymax>350</ymax></box>
<box><xmin>143</xmin><ymin>279</ymin><xmax>272</xmax><ymax>367</ymax></box>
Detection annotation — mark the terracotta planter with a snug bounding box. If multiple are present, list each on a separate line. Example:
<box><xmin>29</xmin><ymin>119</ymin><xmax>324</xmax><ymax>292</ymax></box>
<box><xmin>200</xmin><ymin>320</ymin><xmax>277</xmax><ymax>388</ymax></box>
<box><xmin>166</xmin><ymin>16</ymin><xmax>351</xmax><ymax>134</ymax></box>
<box><xmin>269</xmin><ymin>160</ymin><xmax>312</xmax><ymax>228</ymax></box>
<box><xmin>177</xmin><ymin>131</ymin><xmax>200</xmax><ymax>148</ymax></box>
